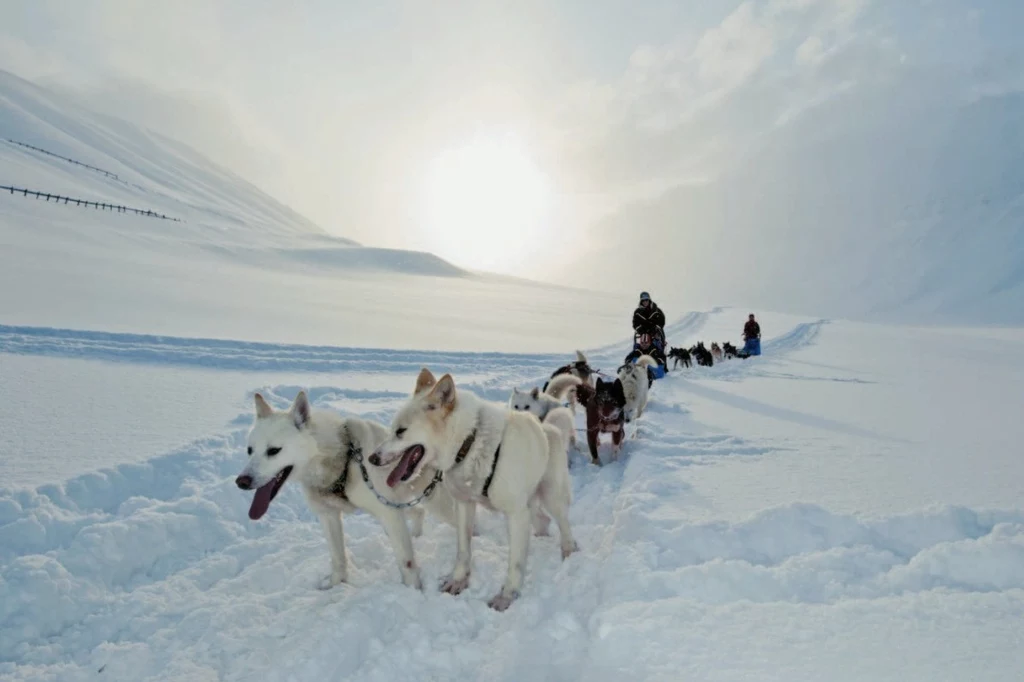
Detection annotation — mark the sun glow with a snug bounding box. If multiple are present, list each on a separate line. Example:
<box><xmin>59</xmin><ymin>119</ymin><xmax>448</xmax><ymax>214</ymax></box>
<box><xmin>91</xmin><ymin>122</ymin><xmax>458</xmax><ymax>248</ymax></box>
<box><xmin>420</xmin><ymin>133</ymin><xmax>551</xmax><ymax>274</ymax></box>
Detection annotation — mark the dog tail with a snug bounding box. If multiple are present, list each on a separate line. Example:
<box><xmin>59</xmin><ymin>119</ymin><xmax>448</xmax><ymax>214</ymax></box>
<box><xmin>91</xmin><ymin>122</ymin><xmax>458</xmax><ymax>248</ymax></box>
<box><xmin>634</xmin><ymin>354</ymin><xmax>659</xmax><ymax>370</ymax></box>
<box><xmin>542</xmin><ymin>409</ymin><xmax>574</xmax><ymax>451</ymax></box>
<box><xmin>545</xmin><ymin>373</ymin><xmax>582</xmax><ymax>401</ymax></box>
<box><xmin>575</xmin><ymin>382</ymin><xmax>596</xmax><ymax>406</ymax></box>
<box><xmin>541</xmin><ymin>422</ymin><xmax>572</xmax><ymax>503</ymax></box>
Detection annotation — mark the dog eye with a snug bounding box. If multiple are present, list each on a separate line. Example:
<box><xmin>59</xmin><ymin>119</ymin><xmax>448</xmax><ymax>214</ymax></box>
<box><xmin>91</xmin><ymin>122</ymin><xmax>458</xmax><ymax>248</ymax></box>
<box><xmin>395</xmin><ymin>427</ymin><xmax>406</xmax><ymax>437</ymax></box>
<box><xmin>247</xmin><ymin>446</ymin><xmax>253</xmax><ymax>456</ymax></box>
<box><xmin>267</xmin><ymin>447</ymin><xmax>282</xmax><ymax>457</ymax></box>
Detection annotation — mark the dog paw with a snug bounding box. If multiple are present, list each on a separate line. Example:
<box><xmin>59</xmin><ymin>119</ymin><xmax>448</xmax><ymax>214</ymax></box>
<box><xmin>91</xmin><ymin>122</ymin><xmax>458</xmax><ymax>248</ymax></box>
<box><xmin>439</xmin><ymin>575</ymin><xmax>470</xmax><ymax>596</ymax></box>
<box><xmin>488</xmin><ymin>589</ymin><xmax>521</xmax><ymax>612</ymax></box>
<box><xmin>562</xmin><ymin>541</ymin><xmax>580</xmax><ymax>560</ymax></box>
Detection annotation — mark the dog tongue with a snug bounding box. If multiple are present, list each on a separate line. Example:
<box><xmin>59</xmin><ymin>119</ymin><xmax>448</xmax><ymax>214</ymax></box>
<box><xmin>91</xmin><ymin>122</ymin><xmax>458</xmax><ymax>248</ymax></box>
<box><xmin>386</xmin><ymin>449</ymin><xmax>416</xmax><ymax>488</ymax></box>
<box><xmin>249</xmin><ymin>479</ymin><xmax>276</xmax><ymax>520</ymax></box>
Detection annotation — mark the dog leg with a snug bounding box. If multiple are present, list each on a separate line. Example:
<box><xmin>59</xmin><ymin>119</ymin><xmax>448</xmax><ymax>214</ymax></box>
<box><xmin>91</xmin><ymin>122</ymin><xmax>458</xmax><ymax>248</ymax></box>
<box><xmin>405</xmin><ymin>506</ymin><xmax>425</xmax><ymax>538</ymax></box>
<box><xmin>586</xmin><ymin>428</ymin><xmax>602</xmax><ymax>466</ymax></box>
<box><xmin>423</xmin><ymin>482</ymin><xmax>463</xmax><ymax>533</ymax></box>
<box><xmin>538</xmin><ymin>473</ymin><xmax>579</xmax><ymax>560</ymax></box>
<box><xmin>529</xmin><ymin>494</ymin><xmax>551</xmax><ymax>536</ymax></box>
<box><xmin>488</xmin><ymin>506</ymin><xmax>532</xmax><ymax>611</ymax></box>
<box><xmin>611</xmin><ymin>428</ymin><xmax>624</xmax><ymax>459</ymax></box>
<box><xmin>374</xmin><ymin>506</ymin><xmax>423</xmax><ymax>589</ymax></box>
<box><xmin>317</xmin><ymin>512</ymin><xmax>348</xmax><ymax>589</ymax></box>
<box><xmin>440</xmin><ymin>499</ymin><xmax>476</xmax><ymax>596</ymax></box>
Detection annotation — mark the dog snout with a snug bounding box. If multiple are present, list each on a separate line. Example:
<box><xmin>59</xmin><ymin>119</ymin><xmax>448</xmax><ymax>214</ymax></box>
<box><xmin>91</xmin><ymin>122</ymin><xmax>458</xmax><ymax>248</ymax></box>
<box><xmin>235</xmin><ymin>474</ymin><xmax>254</xmax><ymax>490</ymax></box>
<box><xmin>368</xmin><ymin>452</ymin><xmax>382</xmax><ymax>466</ymax></box>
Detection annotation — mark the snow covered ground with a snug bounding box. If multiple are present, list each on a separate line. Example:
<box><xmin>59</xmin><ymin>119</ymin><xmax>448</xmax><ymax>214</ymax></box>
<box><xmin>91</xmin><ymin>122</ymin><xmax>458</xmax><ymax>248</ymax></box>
<box><xmin>3</xmin><ymin>68</ymin><xmax>1023</xmax><ymax>681</ymax></box>
<box><xmin>3</xmin><ymin>308</ymin><xmax>1023</xmax><ymax>682</ymax></box>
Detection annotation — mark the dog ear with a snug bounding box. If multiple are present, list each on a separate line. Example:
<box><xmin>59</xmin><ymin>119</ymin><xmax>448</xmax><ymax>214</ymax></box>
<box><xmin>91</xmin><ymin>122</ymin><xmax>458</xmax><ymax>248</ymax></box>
<box><xmin>575</xmin><ymin>350</ymin><xmax>587</xmax><ymax>363</ymax></box>
<box><xmin>427</xmin><ymin>374</ymin><xmax>457</xmax><ymax>409</ymax></box>
<box><xmin>414</xmin><ymin>367</ymin><xmax>437</xmax><ymax>394</ymax></box>
<box><xmin>530</xmin><ymin>387</ymin><xmax>540</xmax><ymax>398</ymax></box>
<box><xmin>254</xmin><ymin>393</ymin><xmax>274</xmax><ymax>419</ymax></box>
<box><xmin>613</xmin><ymin>378</ymin><xmax>626</xmax><ymax>403</ymax></box>
<box><xmin>290</xmin><ymin>390</ymin><xmax>311</xmax><ymax>429</ymax></box>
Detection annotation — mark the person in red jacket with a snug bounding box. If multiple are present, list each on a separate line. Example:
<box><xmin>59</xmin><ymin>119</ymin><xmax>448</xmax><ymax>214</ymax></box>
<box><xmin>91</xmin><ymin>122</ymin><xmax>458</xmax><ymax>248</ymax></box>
<box><xmin>742</xmin><ymin>314</ymin><xmax>761</xmax><ymax>356</ymax></box>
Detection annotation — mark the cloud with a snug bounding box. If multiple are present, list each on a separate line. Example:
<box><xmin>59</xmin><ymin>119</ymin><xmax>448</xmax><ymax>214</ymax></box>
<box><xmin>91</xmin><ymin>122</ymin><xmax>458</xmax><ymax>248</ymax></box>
<box><xmin>2</xmin><ymin>0</ymin><xmax>1022</xmax><ymax>292</ymax></box>
<box><xmin>692</xmin><ymin>2</ymin><xmax>777</xmax><ymax>90</ymax></box>
<box><xmin>543</xmin><ymin>0</ymin><xmax>887</xmax><ymax>225</ymax></box>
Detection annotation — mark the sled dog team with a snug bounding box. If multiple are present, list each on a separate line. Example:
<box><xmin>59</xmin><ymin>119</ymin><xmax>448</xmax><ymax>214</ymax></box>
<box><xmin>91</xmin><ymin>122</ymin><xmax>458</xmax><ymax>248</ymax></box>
<box><xmin>235</xmin><ymin>349</ymin><xmax>661</xmax><ymax>612</ymax></box>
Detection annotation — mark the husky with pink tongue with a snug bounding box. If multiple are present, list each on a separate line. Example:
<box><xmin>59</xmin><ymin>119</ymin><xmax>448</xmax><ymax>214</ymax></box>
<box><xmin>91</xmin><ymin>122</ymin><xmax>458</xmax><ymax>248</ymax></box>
<box><xmin>235</xmin><ymin>390</ymin><xmax>457</xmax><ymax>590</ymax></box>
<box><xmin>369</xmin><ymin>368</ymin><xmax>578</xmax><ymax>612</ymax></box>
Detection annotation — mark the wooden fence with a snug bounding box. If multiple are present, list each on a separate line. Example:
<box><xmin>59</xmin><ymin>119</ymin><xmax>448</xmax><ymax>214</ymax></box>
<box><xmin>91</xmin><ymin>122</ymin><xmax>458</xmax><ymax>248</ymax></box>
<box><xmin>3</xmin><ymin>139</ymin><xmax>124</xmax><ymax>181</ymax></box>
<box><xmin>0</xmin><ymin>184</ymin><xmax>181</xmax><ymax>222</ymax></box>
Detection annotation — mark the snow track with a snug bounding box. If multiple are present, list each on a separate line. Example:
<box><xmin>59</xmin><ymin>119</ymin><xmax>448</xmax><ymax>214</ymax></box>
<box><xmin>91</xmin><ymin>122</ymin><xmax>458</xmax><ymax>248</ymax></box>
<box><xmin>3</xmin><ymin>312</ymin><xmax>1023</xmax><ymax>681</ymax></box>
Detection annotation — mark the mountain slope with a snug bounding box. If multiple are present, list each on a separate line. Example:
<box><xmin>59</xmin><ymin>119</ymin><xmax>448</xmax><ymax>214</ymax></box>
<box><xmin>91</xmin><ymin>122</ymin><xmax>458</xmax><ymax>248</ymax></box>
<box><xmin>569</xmin><ymin>73</ymin><xmax>1024</xmax><ymax>326</ymax></box>
<box><xmin>0</xmin><ymin>69</ymin><xmax>632</xmax><ymax>351</ymax></box>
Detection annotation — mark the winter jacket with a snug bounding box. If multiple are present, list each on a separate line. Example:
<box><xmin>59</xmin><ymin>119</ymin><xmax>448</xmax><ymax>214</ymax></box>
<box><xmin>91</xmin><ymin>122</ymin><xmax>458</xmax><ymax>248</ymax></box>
<box><xmin>743</xmin><ymin>319</ymin><xmax>761</xmax><ymax>340</ymax></box>
<box><xmin>632</xmin><ymin>302</ymin><xmax>666</xmax><ymax>335</ymax></box>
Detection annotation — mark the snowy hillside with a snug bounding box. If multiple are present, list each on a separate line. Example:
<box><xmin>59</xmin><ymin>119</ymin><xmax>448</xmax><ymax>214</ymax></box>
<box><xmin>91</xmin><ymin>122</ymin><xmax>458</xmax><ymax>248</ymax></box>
<box><xmin>571</xmin><ymin>73</ymin><xmax>1024</xmax><ymax>327</ymax></box>
<box><xmin>0</xmin><ymin>69</ymin><xmax>633</xmax><ymax>352</ymax></box>
<box><xmin>2</xmin><ymin>308</ymin><xmax>1023</xmax><ymax>681</ymax></box>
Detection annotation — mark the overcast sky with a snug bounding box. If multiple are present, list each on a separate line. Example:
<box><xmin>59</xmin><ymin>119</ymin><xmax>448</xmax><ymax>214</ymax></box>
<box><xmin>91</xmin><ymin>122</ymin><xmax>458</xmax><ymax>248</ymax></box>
<box><xmin>2</xmin><ymin>0</ymin><xmax>1022</xmax><ymax>282</ymax></box>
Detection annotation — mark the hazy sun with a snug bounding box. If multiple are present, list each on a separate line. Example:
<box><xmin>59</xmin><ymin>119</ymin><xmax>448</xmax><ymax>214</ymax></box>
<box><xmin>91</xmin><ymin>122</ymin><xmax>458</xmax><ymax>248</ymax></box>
<box><xmin>420</xmin><ymin>133</ymin><xmax>551</xmax><ymax>273</ymax></box>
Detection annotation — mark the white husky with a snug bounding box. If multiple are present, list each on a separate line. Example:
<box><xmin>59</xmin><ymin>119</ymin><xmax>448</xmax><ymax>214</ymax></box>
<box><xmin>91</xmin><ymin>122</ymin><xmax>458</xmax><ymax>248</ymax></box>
<box><xmin>508</xmin><ymin>374</ymin><xmax>581</xmax><ymax>452</ymax></box>
<box><xmin>618</xmin><ymin>355</ymin><xmax>659</xmax><ymax>423</ymax></box>
<box><xmin>235</xmin><ymin>391</ymin><xmax>457</xmax><ymax>591</ymax></box>
<box><xmin>369</xmin><ymin>368</ymin><xmax>578</xmax><ymax>611</ymax></box>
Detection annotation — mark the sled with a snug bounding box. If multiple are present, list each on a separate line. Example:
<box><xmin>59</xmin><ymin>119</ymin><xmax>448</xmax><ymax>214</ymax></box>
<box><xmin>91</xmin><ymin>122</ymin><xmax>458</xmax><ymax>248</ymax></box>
<box><xmin>628</xmin><ymin>332</ymin><xmax>668</xmax><ymax>380</ymax></box>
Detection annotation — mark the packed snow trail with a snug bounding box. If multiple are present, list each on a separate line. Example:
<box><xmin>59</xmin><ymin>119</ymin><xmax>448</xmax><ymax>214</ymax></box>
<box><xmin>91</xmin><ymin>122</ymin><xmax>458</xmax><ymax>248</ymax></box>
<box><xmin>3</xmin><ymin>311</ymin><xmax>1024</xmax><ymax>681</ymax></box>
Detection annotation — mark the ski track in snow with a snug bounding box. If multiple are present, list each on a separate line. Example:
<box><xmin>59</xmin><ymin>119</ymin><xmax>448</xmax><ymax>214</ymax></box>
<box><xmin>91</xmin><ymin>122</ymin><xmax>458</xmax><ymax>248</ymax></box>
<box><xmin>2</xmin><ymin>314</ymin><xmax>1023</xmax><ymax>681</ymax></box>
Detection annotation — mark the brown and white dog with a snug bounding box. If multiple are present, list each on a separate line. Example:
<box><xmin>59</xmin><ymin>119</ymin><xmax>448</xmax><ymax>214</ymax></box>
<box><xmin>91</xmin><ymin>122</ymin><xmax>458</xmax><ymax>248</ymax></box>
<box><xmin>368</xmin><ymin>368</ymin><xmax>578</xmax><ymax>611</ymax></box>
<box><xmin>575</xmin><ymin>376</ymin><xmax>627</xmax><ymax>465</ymax></box>
<box><xmin>710</xmin><ymin>342</ymin><xmax>724</xmax><ymax>362</ymax></box>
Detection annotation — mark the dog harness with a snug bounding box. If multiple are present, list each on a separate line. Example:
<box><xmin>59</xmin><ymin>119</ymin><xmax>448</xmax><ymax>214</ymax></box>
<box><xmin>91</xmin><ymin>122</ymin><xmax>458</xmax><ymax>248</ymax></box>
<box><xmin>328</xmin><ymin>437</ymin><xmax>354</xmax><ymax>501</ymax></box>
<box><xmin>451</xmin><ymin>428</ymin><xmax>502</xmax><ymax>499</ymax></box>
<box><xmin>332</xmin><ymin>424</ymin><xmax>444</xmax><ymax>510</ymax></box>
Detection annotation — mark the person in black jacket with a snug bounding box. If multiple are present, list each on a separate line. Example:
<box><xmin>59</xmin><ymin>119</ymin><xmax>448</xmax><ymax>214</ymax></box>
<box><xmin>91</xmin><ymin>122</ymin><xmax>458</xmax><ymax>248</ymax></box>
<box><xmin>624</xmin><ymin>333</ymin><xmax>667</xmax><ymax>368</ymax></box>
<box><xmin>632</xmin><ymin>292</ymin><xmax>666</xmax><ymax>343</ymax></box>
<box><xmin>623</xmin><ymin>332</ymin><xmax>668</xmax><ymax>385</ymax></box>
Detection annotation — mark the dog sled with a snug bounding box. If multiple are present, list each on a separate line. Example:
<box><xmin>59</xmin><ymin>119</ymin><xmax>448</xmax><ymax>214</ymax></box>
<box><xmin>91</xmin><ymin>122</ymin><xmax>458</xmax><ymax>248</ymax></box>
<box><xmin>626</xmin><ymin>331</ymin><xmax>668</xmax><ymax>380</ymax></box>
